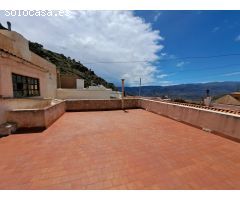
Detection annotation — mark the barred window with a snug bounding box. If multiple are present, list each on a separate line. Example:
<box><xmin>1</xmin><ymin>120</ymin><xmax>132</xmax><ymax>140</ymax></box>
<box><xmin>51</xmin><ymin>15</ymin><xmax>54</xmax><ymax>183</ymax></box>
<box><xmin>12</xmin><ymin>73</ymin><xmax>40</xmax><ymax>97</ymax></box>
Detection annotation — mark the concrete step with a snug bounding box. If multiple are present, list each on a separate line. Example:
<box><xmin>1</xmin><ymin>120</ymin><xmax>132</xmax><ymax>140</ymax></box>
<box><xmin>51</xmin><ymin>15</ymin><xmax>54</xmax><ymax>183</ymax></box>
<box><xmin>0</xmin><ymin>122</ymin><xmax>17</xmax><ymax>137</ymax></box>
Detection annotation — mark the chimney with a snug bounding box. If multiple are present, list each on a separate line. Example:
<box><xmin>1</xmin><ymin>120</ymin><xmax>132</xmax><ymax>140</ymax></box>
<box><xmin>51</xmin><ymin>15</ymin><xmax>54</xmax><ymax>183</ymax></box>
<box><xmin>7</xmin><ymin>21</ymin><xmax>11</xmax><ymax>31</ymax></box>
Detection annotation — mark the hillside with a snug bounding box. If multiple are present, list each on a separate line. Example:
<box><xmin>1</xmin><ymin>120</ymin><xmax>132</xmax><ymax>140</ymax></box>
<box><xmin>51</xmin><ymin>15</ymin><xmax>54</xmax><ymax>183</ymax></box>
<box><xmin>122</xmin><ymin>81</ymin><xmax>240</xmax><ymax>101</ymax></box>
<box><xmin>28</xmin><ymin>41</ymin><xmax>117</xmax><ymax>91</ymax></box>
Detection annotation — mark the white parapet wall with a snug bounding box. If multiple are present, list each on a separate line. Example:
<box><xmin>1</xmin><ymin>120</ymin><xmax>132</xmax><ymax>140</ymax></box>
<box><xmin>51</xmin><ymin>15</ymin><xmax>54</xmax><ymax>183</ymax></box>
<box><xmin>0</xmin><ymin>98</ymin><xmax>62</xmax><ymax>125</ymax></box>
<box><xmin>1</xmin><ymin>97</ymin><xmax>240</xmax><ymax>142</ymax></box>
<box><xmin>139</xmin><ymin>98</ymin><xmax>240</xmax><ymax>141</ymax></box>
<box><xmin>110</xmin><ymin>91</ymin><xmax>122</xmax><ymax>99</ymax></box>
<box><xmin>56</xmin><ymin>88</ymin><xmax>113</xmax><ymax>99</ymax></box>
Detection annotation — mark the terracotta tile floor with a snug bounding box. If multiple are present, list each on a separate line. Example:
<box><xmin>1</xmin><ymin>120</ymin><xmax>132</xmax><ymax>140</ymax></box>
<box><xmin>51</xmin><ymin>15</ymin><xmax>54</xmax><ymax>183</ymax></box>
<box><xmin>0</xmin><ymin>109</ymin><xmax>240</xmax><ymax>190</ymax></box>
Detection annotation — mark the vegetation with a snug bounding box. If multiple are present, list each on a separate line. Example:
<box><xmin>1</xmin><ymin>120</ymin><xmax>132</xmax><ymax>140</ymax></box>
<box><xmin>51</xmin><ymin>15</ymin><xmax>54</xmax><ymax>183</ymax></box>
<box><xmin>29</xmin><ymin>41</ymin><xmax>118</xmax><ymax>91</ymax></box>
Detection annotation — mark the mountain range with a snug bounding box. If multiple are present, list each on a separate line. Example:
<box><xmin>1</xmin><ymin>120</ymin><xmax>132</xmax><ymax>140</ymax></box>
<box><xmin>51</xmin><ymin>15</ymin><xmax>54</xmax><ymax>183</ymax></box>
<box><xmin>122</xmin><ymin>81</ymin><xmax>240</xmax><ymax>101</ymax></box>
<box><xmin>27</xmin><ymin>42</ymin><xmax>240</xmax><ymax>99</ymax></box>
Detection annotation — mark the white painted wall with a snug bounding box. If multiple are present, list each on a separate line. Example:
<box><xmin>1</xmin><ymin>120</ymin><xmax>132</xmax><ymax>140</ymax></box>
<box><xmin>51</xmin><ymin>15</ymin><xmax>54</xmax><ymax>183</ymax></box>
<box><xmin>76</xmin><ymin>79</ymin><xmax>84</xmax><ymax>89</ymax></box>
<box><xmin>56</xmin><ymin>88</ymin><xmax>113</xmax><ymax>99</ymax></box>
<box><xmin>204</xmin><ymin>97</ymin><xmax>212</xmax><ymax>106</ymax></box>
<box><xmin>88</xmin><ymin>85</ymin><xmax>106</xmax><ymax>90</ymax></box>
<box><xmin>111</xmin><ymin>91</ymin><xmax>122</xmax><ymax>99</ymax></box>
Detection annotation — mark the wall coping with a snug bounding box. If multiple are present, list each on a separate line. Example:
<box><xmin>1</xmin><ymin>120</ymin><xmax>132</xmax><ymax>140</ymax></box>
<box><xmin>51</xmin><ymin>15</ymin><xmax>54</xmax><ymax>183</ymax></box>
<box><xmin>140</xmin><ymin>98</ymin><xmax>240</xmax><ymax>118</ymax></box>
<box><xmin>9</xmin><ymin>100</ymin><xmax>64</xmax><ymax>112</ymax></box>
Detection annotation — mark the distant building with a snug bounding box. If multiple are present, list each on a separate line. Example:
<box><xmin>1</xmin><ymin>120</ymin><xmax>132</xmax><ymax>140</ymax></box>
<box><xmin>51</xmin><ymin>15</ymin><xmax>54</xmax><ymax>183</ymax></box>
<box><xmin>56</xmin><ymin>78</ymin><xmax>121</xmax><ymax>99</ymax></box>
<box><xmin>231</xmin><ymin>92</ymin><xmax>240</xmax><ymax>102</ymax></box>
<box><xmin>214</xmin><ymin>92</ymin><xmax>240</xmax><ymax>106</ymax></box>
<box><xmin>212</xmin><ymin>92</ymin><xmax>240</xmax><ymax>111</ymax></box>
<box><xmin>58</xmin><ymin>74</ymin><xmax>79</xmax><ymax>89</ymax></box>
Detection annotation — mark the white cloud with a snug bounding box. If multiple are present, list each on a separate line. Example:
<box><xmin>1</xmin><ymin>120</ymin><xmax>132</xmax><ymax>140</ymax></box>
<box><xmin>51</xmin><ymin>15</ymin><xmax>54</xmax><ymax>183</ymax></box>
<box><xmin>212</xmin><ymin>26</ymin><xmax>220</xmax><ymax>32</ymax></box>
<box><xmin>176</xmin><ymin>61</ymin><xmax>187</xmax><ymax>67</ymax></box>
<box><xmin>235</xmin><ymin>34</ymin><xmax>240</xmax><ymax>41</ymax></box>
<box><xmin>153</xmin><ymin>12</ymin><xmax>161</xmax><ymax>22</ymax></box>
<box><xmin>0</xmin><ymin>10</ymin><xmax>164</xmax><ymax>86</ymax></box>
<box><xmin>222</xmin><ymin>71</ymin><xmax>240</xmax><ymax>76</ymax></box>
<box><xmin>156</xmin><ymin>74</ymin><xmax>168</xmax><ymax>79</ymax></box>
<box><xmin>160</xmin><ymin>53</ymin><xmax>167</xmax><ymax>56</ymax></box>
<box><xmin>157</xmin><ymin>81</ymin><xmax>172</xmax><ymax>86</ymax></box>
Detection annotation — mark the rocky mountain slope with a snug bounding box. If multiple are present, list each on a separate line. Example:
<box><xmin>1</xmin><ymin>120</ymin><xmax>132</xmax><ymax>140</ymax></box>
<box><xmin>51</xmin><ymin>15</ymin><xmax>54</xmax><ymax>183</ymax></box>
<box><xmin>29</xmin><ymin>41</ymin><xmax>117</xmax><ymax>90</ymax></box>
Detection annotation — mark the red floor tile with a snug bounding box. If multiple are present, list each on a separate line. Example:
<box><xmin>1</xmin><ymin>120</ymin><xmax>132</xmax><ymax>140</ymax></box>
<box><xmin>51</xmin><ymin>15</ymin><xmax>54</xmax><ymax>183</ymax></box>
<box><xmin>0</xmin><ymin>109</ymin><xmax>240</xmax><ymax>189</ymax></box>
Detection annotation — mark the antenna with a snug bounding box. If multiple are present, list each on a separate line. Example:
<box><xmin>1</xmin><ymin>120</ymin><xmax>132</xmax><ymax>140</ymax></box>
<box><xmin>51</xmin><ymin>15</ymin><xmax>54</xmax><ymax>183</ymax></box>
<box><xmin>206</xmin><ymin>89</ymin><xmax>210</xmax><ymax>97</ymax></box>
<box><xmin>139</xmin><ymin>77</ymin><xmax>141</xmax><ymax>97</ymax></box>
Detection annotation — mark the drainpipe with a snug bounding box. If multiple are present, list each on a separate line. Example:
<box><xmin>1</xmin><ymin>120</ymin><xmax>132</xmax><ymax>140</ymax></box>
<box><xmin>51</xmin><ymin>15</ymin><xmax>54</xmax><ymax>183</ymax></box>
<box><xmin>57</xmin><ymin>70</ymin><xmax>61</xmax><ymax>88</ymax></box>
<box><xmin>121</xmin><ymin>79</ymin><xmax>125</xmax><ymax>110</ymax></box>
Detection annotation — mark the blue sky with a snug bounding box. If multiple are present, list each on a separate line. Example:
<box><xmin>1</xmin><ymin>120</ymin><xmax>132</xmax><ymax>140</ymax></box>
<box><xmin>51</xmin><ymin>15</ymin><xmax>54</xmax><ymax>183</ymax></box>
<box><xmin>2</xmin><ymin>10</ymin><xmax>240</xmax><ymax>86</ymax></box>
<box><xmin>134</xmin><ymin>10</ymin><xmax>240</xmax><ymax>85</ymax></box>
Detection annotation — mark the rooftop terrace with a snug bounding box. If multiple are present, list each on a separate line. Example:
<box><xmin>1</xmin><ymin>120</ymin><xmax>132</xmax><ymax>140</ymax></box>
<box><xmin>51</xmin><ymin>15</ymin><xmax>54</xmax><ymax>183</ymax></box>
<box><xmin>0</xmin><ymin>109</ymin><xmax>240</xmax><ymax>189</ymax></box>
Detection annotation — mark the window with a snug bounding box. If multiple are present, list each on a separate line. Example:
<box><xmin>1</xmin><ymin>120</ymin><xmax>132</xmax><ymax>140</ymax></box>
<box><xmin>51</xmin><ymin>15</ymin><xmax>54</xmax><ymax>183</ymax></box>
<box><xmin>12</xmin><ymin>73</ymin><xmax>40</xmax><ymax>97</ymax></box>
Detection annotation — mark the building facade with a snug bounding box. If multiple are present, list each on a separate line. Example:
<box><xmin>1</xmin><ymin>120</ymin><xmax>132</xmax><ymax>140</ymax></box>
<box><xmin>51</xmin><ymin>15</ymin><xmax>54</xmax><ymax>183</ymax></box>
<box><xmin>0</xmin><ymin>29</ymin><xmax>57</xmax><ymax>99</ymax></box>
<box><xmin>0</xmin><ymin>25</ymin><xmax>58</xmax><ymax>125</ymax></box>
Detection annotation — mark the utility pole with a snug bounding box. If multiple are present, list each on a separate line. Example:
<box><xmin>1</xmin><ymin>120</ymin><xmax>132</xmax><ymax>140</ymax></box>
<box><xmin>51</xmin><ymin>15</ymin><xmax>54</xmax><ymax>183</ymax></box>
<box><xmin>121</xmin><ymin>79</ymin><xmax>125</xmax><ymax>110</ymax></box>
<box><xmin>206</xmin><ymin>89</ymin><xmax>210</xmax><ymax>97</ymax></box>
<box><xmin>139</xmin><ymin>77</ymin><xmax>141</xmax><ymax>97</ymax></box>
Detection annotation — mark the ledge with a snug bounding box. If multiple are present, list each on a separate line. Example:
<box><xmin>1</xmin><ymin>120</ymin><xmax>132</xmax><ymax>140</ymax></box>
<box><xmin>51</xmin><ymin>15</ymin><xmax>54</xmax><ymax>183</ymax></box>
<box><xmin>7</xmin><ymin>100</ymin><xmax>65</xmax><ymax>129</ymax></box>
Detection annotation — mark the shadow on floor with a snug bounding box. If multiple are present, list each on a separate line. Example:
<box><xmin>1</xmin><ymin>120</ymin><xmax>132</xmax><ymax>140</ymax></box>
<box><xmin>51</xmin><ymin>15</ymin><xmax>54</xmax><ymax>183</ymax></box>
<box><xmin>13</xmin><ymin>127</ymin><xmax>45</xmax><ymax>134</ymax></box>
